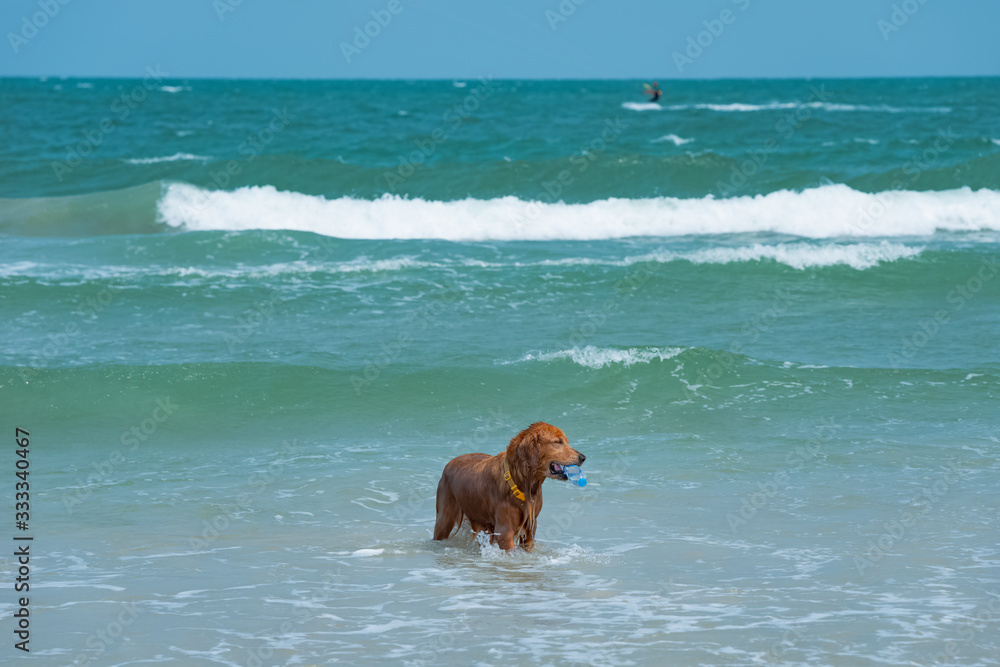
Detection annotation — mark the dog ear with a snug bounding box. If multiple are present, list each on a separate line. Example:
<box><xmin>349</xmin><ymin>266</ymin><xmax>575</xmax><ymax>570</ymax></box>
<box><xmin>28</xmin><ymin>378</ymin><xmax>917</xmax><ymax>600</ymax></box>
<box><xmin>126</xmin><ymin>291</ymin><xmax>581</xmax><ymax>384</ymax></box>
<box><xmin>508</xmin><ymin>427</ymin><xmax>540</xmax><ymax>482</ymax></box>
<box><xmin>523</xmin><ymin>430</ymin><xmax>540</xmax><ymax>474</ymax></box>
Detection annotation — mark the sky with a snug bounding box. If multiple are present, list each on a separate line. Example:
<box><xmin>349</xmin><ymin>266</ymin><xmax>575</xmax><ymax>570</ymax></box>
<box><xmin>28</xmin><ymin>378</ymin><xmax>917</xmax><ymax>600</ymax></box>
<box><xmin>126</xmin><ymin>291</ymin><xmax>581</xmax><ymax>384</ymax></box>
<box><xmin>1</xmin><ymin>0</ymin><xmax>997</xmax><ymax>80</ymax></box>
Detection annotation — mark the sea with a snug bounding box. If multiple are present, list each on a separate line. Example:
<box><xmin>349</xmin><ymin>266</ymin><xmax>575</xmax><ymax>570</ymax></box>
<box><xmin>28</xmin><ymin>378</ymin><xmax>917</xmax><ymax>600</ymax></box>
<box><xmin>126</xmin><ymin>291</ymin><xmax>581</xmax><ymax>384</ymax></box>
<box><xmin>1</xmin><ymin>77</ymin><xmax>998</xmax><ymax>666</ymax></box>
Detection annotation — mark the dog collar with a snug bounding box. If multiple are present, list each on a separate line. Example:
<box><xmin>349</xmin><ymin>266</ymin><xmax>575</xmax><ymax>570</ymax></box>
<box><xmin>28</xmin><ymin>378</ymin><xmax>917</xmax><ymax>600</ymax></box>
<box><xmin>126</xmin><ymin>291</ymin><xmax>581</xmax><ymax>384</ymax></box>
<box><xmin>502</xmin><ymin>458</ymin><xmax>526</xmax><ymax>502</ymax></box>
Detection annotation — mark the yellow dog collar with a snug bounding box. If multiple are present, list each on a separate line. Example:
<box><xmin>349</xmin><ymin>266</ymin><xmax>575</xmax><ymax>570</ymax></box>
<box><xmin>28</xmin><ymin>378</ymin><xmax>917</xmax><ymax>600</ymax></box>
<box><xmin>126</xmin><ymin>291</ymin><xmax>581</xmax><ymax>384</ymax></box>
<box><xmin>503</xmin><ymin>459</ymin><xmax>526</xmax><ymax>502</ymax></box>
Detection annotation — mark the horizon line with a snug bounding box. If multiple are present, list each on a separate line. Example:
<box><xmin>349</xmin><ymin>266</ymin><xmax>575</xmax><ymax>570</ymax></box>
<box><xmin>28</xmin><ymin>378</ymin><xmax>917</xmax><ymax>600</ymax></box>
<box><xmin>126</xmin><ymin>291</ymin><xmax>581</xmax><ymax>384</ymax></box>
<box><xmin>2</xmin><ymin>73</ymin><xmax>999</xmax><ymax>82</ymax></box>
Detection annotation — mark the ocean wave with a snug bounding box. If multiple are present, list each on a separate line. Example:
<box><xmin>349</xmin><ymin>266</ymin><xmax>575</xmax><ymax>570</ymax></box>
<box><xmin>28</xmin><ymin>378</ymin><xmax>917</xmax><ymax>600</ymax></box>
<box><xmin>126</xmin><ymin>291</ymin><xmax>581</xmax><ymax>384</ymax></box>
<box><xmin>523</xmin><ymin>241</ymin><xmax>921</xmax><ymax>270</ymax></box>
<box><xmin>4</xmin><ymin>360</ymin><xmax>996</xmax><ymax>432</ymax></box>
<box><xmin>508</xmin><ymin>346</ymin><xmax>685</xmax><ymax>369</ymax></box>
<box><xmin>630</xmin><ymin>101</ymin><xmax>952</xmax><ymax>113</ymax></box>
<box><xmin>126</xmin><ymin>153</ymin><xmax>211</xmax><ymax>165</ymax></box>
<box><xmin>815</xmin><ymin>102</ymin><xmax>951</xmax><ymax>113</ymax></box>
<box><xmin>157</xmin><ymin>182</ymin><xmax>1000</xmax><ymax>241</ymax></box>
<box><xmin>652</xmin><ymin>134</ymin><xmax>694</xmax><ymax>146</ymax></box>
<box><xmin>0</xmin><ymin>257</ymin><xmax>439</xmax><ymax>281</ymax></box>
<box><xmin>662</xmin><ymin>102</ymin><xmax>799</xmax><ymax>112</ymax></box>
<box><xmin>636</xmin><ymin>241</ymin><xmax>923</xmax><ymax>270</ymax></box>
<box><xmin>621</xmin><ymin>102</ymin><xmax>662</xmax><ymax>111</ymax></box>
<box><xmin>0</xmin><ymin>241</ymin><xmax>922</xmax><ymax>283</ymax></box>
<box><xmin>0</xmin><ymin>240</ymin><xmax>924</xmax><ymax>286</ymax></box>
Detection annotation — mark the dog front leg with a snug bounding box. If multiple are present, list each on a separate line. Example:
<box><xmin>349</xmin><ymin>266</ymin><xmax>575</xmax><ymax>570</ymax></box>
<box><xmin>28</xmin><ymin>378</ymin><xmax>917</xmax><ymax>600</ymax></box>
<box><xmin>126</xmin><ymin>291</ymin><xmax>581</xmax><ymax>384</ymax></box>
<box><xmin>494</xmin><ymin>525</ymin><xmax>516</xmax><ymax>551</ymax></box>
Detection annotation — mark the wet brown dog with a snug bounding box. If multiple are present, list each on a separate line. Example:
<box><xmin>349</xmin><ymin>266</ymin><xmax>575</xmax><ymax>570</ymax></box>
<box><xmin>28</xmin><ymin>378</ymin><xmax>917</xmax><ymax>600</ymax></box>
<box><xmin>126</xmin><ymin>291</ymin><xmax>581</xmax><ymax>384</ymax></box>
<box><xmin>432</xmin><ymin>422</ymin><xmax>585</xmax><ymax>551</ymax></box>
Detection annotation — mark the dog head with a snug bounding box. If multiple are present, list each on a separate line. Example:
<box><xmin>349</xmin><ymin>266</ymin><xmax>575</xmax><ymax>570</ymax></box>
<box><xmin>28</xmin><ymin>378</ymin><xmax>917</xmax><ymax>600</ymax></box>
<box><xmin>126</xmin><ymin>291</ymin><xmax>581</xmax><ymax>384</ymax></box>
<box><xmin>507</xmin><ymin>422</ymin><xmax>585</xmax><ymax>483</ymax></box>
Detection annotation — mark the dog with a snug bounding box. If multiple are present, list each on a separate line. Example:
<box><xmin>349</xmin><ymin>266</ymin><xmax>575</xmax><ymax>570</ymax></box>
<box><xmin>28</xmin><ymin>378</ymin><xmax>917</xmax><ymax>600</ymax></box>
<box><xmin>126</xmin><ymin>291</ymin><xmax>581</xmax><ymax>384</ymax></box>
<box><xmin>432</xmin><ymin>422</ymin><xmax>585</xmax><ymax>551</ymax></box>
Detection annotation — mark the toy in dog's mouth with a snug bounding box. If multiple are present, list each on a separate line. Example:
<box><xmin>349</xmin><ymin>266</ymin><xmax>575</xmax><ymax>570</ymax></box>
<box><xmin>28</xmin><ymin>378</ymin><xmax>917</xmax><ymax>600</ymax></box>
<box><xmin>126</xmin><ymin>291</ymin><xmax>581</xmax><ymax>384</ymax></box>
<box><xmin>549</xmin><ymin>462</ymin><xmax>569</xmax><ymax>480</ymax></box>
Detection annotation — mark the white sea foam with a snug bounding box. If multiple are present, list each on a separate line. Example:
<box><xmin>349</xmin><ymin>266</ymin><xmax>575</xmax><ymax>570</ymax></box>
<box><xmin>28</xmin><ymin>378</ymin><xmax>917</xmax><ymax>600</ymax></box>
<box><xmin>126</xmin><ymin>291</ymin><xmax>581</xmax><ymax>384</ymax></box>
<box><xmin>621</xmin><ymin>102</ymin><xmax>662</xmax><ymax>111</ymax></box>
<box><xmin>809</xmin><ymin>102</ymin><xmax>951</xmax><ymax>113</ymax></box>
<box><xmin>0</xmin><ymin>241</ymin><xmax>921</xmax><ymax>286</ymax></box>
<box><xmin>992</xmin><ymin>138</ymin><xmax>1000</xmax><ymax>146</ymax></box>
<box><xmin>511</xmin><ymin>346</ymin><xmax>684</xmax><ymax>369</ymax></box>
<box><xmin>0</xmin><ymin>242</ymin><xmax>920</xmax><ymax>283</ymax></box>
<box><xmin>525</xmin><ymin>242</ymin><xmax>921</xmax><ymax>270</ymax></box>
<box><xmin>334</xmin><ymin>257</ymin><xmax>435</xmax><ymax>273</ymax></box>
<box><xmin>642</xmin><ymin>241</ymin><xmax>924</xmax><ymax>270</ymax></box>
<box><xmin>649</xmin><ymin>101</ymin><xmax>951</xmax><ymax>113</ymax></box>
<box><xmin>159</xmin><ymin>85</ymin><xmax>191</xmax><ymax>93</ymax></box>
<box><xmin>157</xmin><ymin>182</ymin><xmax>1000</xmax><ymax>241</ymax></box>
<box><xmin>128</xmin><ymin>153</ymin><xmax>210</xmax><ymax>165</ymax></box>
<box><xmin>351</xmin><ymin>548</ymin><xmax>385</xmax><ymax>557</ymax></box>
<box><xmin>652</xmin><ymin>133</ymin><xmax>694</xmax><ymax>145</ymax></box>
<box><xmin>33</xmin><ymin>581</ymin><xmax>126</xmax><ymax>591</ymax></box>
<box><xmin>663</xmin><ymin>102</ymin><xmax>798</xmax><ymax>112</ymax></box>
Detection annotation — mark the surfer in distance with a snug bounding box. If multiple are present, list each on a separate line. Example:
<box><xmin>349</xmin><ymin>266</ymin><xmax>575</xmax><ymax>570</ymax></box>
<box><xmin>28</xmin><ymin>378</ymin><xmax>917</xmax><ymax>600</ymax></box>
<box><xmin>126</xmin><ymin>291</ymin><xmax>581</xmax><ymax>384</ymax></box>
<box><xmin>643</xmin><ymin>81</ymin><xmax>662</xmax><ymax>102</ymax></box>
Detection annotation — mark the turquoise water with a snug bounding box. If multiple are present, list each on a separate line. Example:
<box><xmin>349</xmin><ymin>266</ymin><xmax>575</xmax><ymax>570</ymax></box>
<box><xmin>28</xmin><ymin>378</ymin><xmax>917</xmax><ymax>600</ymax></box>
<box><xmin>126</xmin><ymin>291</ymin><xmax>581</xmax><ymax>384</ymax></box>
<box><xmin>1</xmin><ymin>77</ymin><xmax>999</xmax><ymax>665</ymax></box>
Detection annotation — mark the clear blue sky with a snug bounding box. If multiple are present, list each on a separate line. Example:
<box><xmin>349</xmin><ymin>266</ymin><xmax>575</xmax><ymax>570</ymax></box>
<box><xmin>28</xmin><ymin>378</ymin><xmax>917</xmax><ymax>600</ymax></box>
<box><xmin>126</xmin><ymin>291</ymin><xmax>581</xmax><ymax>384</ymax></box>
<box><xmin>2</xmin><ymin>0</ymin><xmax>997</xmax><ymax>79</ymax></box>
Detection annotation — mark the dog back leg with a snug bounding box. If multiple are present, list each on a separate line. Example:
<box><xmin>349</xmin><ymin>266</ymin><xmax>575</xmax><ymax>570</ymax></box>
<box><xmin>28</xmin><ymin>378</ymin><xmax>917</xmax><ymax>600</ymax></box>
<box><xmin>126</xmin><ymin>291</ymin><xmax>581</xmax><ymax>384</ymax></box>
<box><xmin>432</xmin><ymin>476</ymin><xmax>462</xmax><ymax>540</ymax></box>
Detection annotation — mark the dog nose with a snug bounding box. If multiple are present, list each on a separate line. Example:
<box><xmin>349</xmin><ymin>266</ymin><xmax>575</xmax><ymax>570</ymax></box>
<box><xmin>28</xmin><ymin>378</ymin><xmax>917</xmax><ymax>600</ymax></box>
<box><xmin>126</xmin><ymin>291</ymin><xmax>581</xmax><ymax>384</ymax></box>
<box><xmin>579</xmin><ymin>453</ymin><xmax>586</xmax><ymax>463</ymax></box>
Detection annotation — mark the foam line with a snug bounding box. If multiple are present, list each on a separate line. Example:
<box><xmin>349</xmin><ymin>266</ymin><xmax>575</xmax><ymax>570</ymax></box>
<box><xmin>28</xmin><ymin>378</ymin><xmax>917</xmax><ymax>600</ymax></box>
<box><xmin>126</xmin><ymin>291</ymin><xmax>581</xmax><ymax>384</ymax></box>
<box><xmin>157</xmin><ymin>183</ymin><xmax>1000</xmax><ymax>241</ymax></box>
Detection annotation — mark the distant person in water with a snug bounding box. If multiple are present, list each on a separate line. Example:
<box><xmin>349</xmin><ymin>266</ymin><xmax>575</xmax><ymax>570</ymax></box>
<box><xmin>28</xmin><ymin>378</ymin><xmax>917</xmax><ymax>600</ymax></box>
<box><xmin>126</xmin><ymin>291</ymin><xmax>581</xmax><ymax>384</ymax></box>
<box><xmin>643</xmin><ymin>81</ymin><xmax>662</xmax><ymax>102</ymax></box>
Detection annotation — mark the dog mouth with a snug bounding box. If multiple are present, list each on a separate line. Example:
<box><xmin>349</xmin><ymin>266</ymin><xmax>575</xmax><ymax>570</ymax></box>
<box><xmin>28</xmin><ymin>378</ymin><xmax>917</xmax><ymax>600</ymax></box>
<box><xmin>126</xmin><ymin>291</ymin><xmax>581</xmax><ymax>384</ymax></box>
<box><xmin>548</xmin><ymin>462</ymin><xmax>569</xmax><ymax>480</ymax></box>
